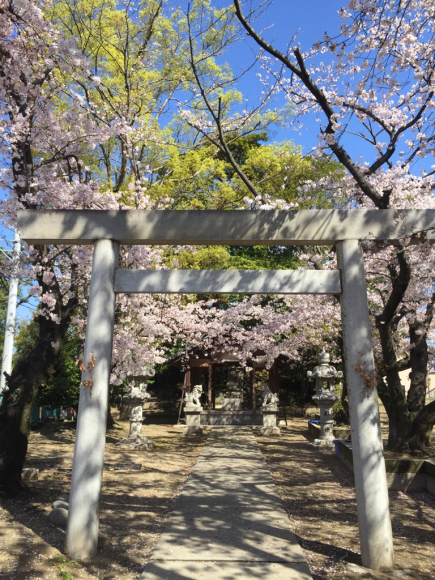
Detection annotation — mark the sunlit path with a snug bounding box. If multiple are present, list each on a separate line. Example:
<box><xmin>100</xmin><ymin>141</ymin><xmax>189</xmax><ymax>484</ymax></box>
<box><xmin>140</xmin><ymin>427</ymin><xmax>312</xmax><ymax>579</ymax></box>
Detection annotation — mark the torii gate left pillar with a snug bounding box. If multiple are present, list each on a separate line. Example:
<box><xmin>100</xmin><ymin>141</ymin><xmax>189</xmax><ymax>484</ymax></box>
<box><xmin>66</xmin><ymin>239</ymin><xmax>119</xmax><ymax>559</ymax></box>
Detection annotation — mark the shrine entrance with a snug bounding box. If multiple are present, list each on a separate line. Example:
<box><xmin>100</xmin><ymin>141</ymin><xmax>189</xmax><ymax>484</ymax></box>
<box><xmin>169</xmin><ymin>348</ymin><xmax>291</xmax><ymax>426</ymax></box>
<box><xmin>19</xmin><ymin>207</ymin><xmax>435</xmax><ymax>569</ymax></box>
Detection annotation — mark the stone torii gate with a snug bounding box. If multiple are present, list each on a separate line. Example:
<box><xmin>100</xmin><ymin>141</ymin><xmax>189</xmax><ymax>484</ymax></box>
<box><xmin>18</xmin><ymin>208</ymin><xmax>435</xmax><ymax>570</ymax></box>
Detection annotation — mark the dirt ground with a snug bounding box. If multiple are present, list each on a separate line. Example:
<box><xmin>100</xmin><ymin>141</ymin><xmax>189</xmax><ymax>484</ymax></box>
<box><xmin>0</xmin><ymin>418</ymin><xmax>207</xmax><ymax>580</ymax></box>
<box><xmin>258</xmin><ymin>418</ymin><xmax>435</xmax><ymax>580</ymax></box>
<box><xmin>0</xmin><ymin>414</ymin><xmax>434</xmax><ymax>580</ymax></box>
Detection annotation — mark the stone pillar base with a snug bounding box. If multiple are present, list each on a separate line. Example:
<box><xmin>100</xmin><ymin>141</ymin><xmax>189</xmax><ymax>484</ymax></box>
<box><xmin>183</xmin><ymin>426</ymin><xmax>204</xmax><ymax>436</ymax></box>
<box><xmin>313</xmin><ymin>438</ymin><xmax>334</xmax><ymax>448</ymax></box>
<box><xmin>261</xmin><ymin>404</ymin><xmax>279</xmax><ymax>436</ymax></box>
<box><xmin>259</xmin><ymin>426</ymin><xmax>280</xmax><ymax>436</ymax></box>
<box><xmin>116</xmin><ymin>436</ymin><xmax>155</xmax><ymax>450</ymax></box>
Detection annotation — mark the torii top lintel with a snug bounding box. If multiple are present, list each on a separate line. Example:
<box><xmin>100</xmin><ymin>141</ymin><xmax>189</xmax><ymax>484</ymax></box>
<box><xmin>17</xmin><ymin>208</ymin><xmax>435</xmax><ymax>246</ymax></box>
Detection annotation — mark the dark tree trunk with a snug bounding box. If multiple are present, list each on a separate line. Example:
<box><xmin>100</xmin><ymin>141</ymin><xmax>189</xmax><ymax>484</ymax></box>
<box><xmin>407</xmin><ymin>298</ymin><xmax>435</xmax><ymax>453</ymax></box>
<box><xmin>374</xmin><ymin>250</ymin><xmax>412</xmax><ymax>450</ymax></box>
<box><xmin>0</xmin><ymin>312</ymin><xmax>72</xmax><ymax>496</ymax></box>
<box><xmin>376</xmin><ymin>322</ymin><xmax>412</xmax><ymax>450</ymax></box>
<box><xmin>107</xmin><ymin>405</ymin><xmax>115</xmax><ymax>429</ymax></box>
<box><xmin>409</xmin><ymin>400</ymin><xmax>435</xmax><ymax>454</ymax></box>
<box><xmin>407</xmin><ymin>321</ymin><xmax>429</xmax><ymax>418</ymax></box>
<box><xmin>340</xmin><ymin>380</ymin><xmax>350</xmax><ymax>424</ymax></box>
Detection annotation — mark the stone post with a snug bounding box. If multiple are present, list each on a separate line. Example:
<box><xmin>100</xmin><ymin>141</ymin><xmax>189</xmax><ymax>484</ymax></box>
<box><xmin>184</xmin><ymin>405</ymin><xmax>203</xmax><ymax>435</ymax></box>
<box><xmin>66</xmin><ymin>239</ymin><xmax>119</xmax><ymax>560</ymax></box>
<box><xmin>0</xmin><ymin>229</ymin><xmax>20</xmax><ymax>395</ymax></box>
<box><xmin>337</xmin><ymin>239</ymin><xmax>394</xmax><ymax>570</ymax></box>
<box><xmin>260</xmin><ymin>404</ymin><xmax>280</xmax><ymax>435</ymax></box>
<box><xmin>308</xmin><ymin>350</ymin><xmax>342</xmax><ymax>446</ymax></box>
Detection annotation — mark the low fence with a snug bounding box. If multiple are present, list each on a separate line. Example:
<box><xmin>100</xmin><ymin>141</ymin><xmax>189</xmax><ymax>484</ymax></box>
<box><xmin>335</xmin><ymin>439</ymin><xmax>435</xmax><ymax>494</ymax></box>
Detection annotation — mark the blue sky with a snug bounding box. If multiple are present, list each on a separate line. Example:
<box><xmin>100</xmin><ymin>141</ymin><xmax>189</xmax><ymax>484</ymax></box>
<box><xmin>208</xmin><ymin>0</ymin><xmax>345</xmax><ymax>149</ymax></box>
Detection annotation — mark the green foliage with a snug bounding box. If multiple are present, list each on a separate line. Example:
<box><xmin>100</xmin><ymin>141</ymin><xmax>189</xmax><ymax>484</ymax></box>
<box><xmin>14</xmin><ymin>319</ymin><xmax>82</xmax><ymax>408</ymax></box>
<box><xmin>228</xmin><ymin>246</ymin><xmax>300</xmax><ymax>271</ymax></box>
<box><xmin>167</xmin><ymin>241</ymin><xmax>299</xmax><ymax>274</ymax></box>
<box><xmin>147</xmin><ymin>363</ymin><xmax>184</xmax><ymax>403</ymax></box>
<box><xmin>49</xmin><ymin>555</ymin><xmax>80</xmax><ymax>580</ymax></box>
<box><xmin>332</xmin><ymin>384</ymin><xmax>349</xmax><ymax>425</ymax></box>
<box><xmin>38</xmin><ymin>329</ymin><xmax>82</xmax><ymax>408</ymax></box>
<box><xmin>152</xmin><ymin>134</ymin><xmax>344</xmax><ymax>211</ymax></box>
<box><xmin>13</xmin><ymin>318</ymin><xmax>39</xmax><ymax>364</ymax></box>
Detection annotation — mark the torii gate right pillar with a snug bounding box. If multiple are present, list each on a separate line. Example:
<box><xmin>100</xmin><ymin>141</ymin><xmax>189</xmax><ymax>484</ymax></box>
<box><xmin>337</xmin><ymin>240</ymin><xmax>394</xmax><ymax>570</ymax></box>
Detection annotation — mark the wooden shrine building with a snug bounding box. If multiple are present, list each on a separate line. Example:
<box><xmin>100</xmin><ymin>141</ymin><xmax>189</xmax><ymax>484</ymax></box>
<box><xmin>169</xmin><ymin>348</ymin><xmax>290</xmax><ymax>425</ymax></box>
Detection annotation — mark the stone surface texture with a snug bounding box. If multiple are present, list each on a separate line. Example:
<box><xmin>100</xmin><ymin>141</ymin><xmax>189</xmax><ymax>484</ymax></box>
<box><xmin>307</xmin><ymin>350</ymin><xmax>342</xmax><ymax>444</ymax></box>
<box><xmin>200</xmin><ymin>410</ymin><xmax>263</xmax><ymax>426</ymax></box>
<box><xmin>337</xmin><ymin>240</ymin><xmax>394</xmax><ymax>569</ymax></box>
<box><xmin>184</xmin><ymin>385</ymin><xmax>203</xmax><ymax>406</ymax></box>
<box><xmin>18</xmin><ymin>208</ymin><xmax>435</xmax><ymax>245</ymax></box>
<box><xmin>184</xmin><ymin>400</ymin><xmax>203</xmax><ymax>435</ymax></box>
<box><xmin>52</xmin><ymin>500</ymin><xmax>69</xmax><ymax>510</ymax></box>
<box><xmin>221</xmin><ymin>398</ymin><xmax>242</xmax><ymax>410</ymax></box>
<box><xmin>49</xmin><ymin>508</ymin><xmax>68</xmax><ymax>528</ymax></box>
<box><xmin>115</xmin><ymin>269</ymin><xmax>341</xmax><ymax>295</ymax></box>
<box><xmin>21</xmin><ymin>468</ymin><xmax>39</xmax><ymax>481</ymax></box>
<box><xmin>260</xmin><ymin>385</ymin><xmax>279</xmax><ymax>407</ymax></box>
<box><xmin>260</xmin><ymin>387</ymin><xmax>280</xmax><ymax>435</ymax></box>
<box><xmin>141</xmin><ymin>427</ymin><xmax>311</xmax><ymax>580</ymax></box>
<box><xmin>116</xmin><ymin>369</ymin><xmax>155</xmax><ymax>450</ymax></box>
<box><xmin>183</xmin><ymin>426</ymin><xmax>204</xmax><ymax>436</ymax></box>
<box><xmin>66</xmin><ymin>239</ymin><xmax>119</xmax><ymax>560</ymax></box>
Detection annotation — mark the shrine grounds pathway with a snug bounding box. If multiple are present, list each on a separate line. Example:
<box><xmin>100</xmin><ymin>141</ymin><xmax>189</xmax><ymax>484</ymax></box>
<box><xmin>140</xmin><ymin>426</ymin><xmax>312</xmax><ymax>580</ymax></box>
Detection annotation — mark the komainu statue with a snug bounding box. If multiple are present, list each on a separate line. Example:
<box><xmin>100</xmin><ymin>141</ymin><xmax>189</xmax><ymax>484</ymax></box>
<box><xmin>185</xmin><ymin>384</ymin><xmax>203</xmax><ymax>406</ymax></box>
<box><xmin>260</xmin><ymin>384</ymin><xmax>279</xmax><ymax>407</ymax></box>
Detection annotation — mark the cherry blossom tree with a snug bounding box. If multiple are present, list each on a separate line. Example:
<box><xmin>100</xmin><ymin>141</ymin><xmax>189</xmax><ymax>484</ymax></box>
<box><xmin>0</xmin><ymin>0</ymin><xmax>302</xmax><ymax>495</ymax></box>
<box><xmin>227</xmin><ymin>0</ymin><xmax>435</xmax><ymax>451</ymax></box>
<box><xmin>0</xmin><ymin>0</ymin><xmax>196</xmax><ymax>494</ymax></box>
<box><xmin>177</xmin><ymin>0</ymin><xmax>435</xmax><ymax>451</ymax></box>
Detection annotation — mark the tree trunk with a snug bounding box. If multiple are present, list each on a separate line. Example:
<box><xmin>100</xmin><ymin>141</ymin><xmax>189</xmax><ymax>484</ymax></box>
<box><xmin>0</xmin><ymin>312</ymin><xmax>72</xmax><ymax>496</ymax></box>
<box><xmin>107</xmin><ymin>405</ymin><xmax>115</xmax><ymax>430</ymax></box>
<box><xmin>376</xmin><ymin>322</ymin><xmax>411</xmax><ymax>450</ymax></box>
<box><xmin>409</xmin><ymin>400</ymin><xmax>435</xmax><ymax>454</ymax></box>
<box><xmin>407</xmin><ymin>305</ymin><xmax>435</xmax><ymax>453</ymax></box>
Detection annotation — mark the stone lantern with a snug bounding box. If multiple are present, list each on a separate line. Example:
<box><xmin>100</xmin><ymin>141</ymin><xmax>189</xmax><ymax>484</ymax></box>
<box><xmin>117</xmin><ymin>367</ymin><xmax>156</xmax><ymax>450</ymax></box>
<box><xmin>307</xmin><ymin>350</ymin><xmax>343</xmax><ymax>446</ymax></box>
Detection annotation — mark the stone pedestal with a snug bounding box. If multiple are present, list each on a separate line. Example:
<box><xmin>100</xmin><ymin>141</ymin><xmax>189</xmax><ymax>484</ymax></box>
<box><xmin>117</xmin><ymin>398</ymin><xmax>155</xmax><ymax>450</ymax></box>
<box><xmin>260</xmin><ymin>404</ymin><xmax>280</xmax><ymax>435</ymax></box>
<box><xmin>313</xmin><ymin>399</ymin><xmax>338</xmax><ymax>447</ymax></box>
<box><xmin>116</xmin><ymin>373</ymin><xmax>155</xmax><ymax>450</ymax></box>
<box><xmin>221</xmin><ymin>398</ymin><xmax>242</xmax><ymax>410</ymax></box>
<box><xmin>183</xmin><ymin>405</ymin><xmax>204</xmax><ymax>436</ymax></box>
